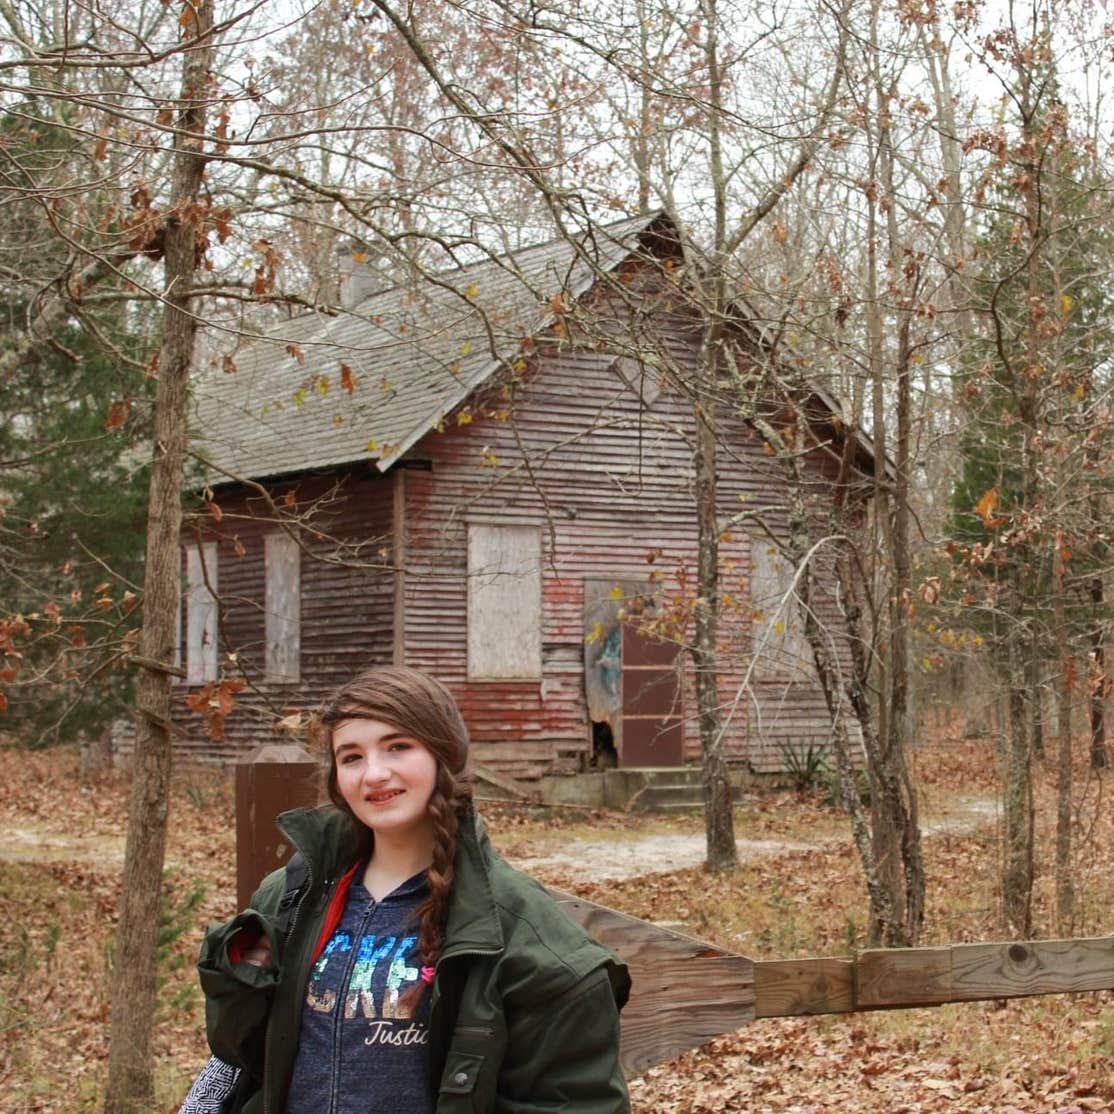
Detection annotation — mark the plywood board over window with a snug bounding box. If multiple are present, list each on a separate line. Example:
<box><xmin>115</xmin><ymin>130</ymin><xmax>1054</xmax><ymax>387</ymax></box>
<box><xmin>467</xmin><ymin>525</ymin><xmax>542</xmax><ymax>680</ymax></box>
<box><xmin>749</xmin><ymin>539</ymin><xmax>812</xmax><ymax>681</ymax></box>
<box><xmin>265</xmin><ymin>532</ymin><xmax>301</xmax><ymax>682</ymax></box>
<box><xmin>186</xmin><ymin>543</ymin><xmax>218</xmax><ymax>684</ymax></box>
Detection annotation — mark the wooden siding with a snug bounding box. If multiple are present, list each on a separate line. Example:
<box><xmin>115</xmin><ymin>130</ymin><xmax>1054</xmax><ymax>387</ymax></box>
<box><xmin>165</xmin><ymin>258</ymin><xmax>860</xmax><ymax>776</ymax></box>
<box><xmin>396</xmin><ymin>297</ymin><xmax>854</xmax><ymax>776</ymax></box>
<box><xmin>158</xmin><ymin>468</ymin><xmax>397</xmax><ymax>763</ymax></box>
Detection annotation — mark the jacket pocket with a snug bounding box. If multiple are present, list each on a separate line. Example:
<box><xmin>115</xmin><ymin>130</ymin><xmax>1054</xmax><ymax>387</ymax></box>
<box><xmin>437</xmin><ymin>1050</ymin><xmax>485</xmax><ymax>1112</ymax></box>
<box><xmin>440</xmin><ymin>1050</ymin><xmax>484</xmax><ymax>1093</ymax></box>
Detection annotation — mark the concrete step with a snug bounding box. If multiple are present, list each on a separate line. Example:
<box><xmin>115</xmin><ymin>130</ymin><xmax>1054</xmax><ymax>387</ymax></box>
<box><xmin>538</xmin><ymin>765</ymin><xmax>748</xmax><ymax>811</ymax></box>
<box><xmin>629</xmin><ymin>779</ymin><xmax>748</xmax><ymax>813</ymax></box>
<box><xmin>633</xmin><ymin>769</ymin><xmax>703</xmax><ymax>789</ymax></box>
<box><xmin>630</xmin><ymin>784</ymin><xmax>704</xmax><ymax>810</ymax></box>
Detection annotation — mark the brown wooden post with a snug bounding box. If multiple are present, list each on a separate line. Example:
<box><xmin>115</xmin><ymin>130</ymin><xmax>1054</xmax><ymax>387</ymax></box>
<box><xmin>236</xmin><ymin>743</ymin><xmax>320</xmax><ymax>908</ymax></box>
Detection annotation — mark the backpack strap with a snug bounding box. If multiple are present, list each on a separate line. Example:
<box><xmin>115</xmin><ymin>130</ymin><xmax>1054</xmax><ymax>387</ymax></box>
<box><xmin>274</xmin><ymin>851</ymin><xmax>309</xmax><ymax>940</ymax></box>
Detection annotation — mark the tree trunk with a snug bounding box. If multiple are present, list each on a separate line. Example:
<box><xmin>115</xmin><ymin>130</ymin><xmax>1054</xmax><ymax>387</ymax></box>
<box><xmin>1028</xmin><ymin>646</ymin><xmax>1045</xmax><ymax>761</ymax></box>
<box><xmin>864</xmin><ymin>192</ymin><xmax>901</xmax><ymax>932</ymax></box>
<box><xmin>1053</xmin><ymin>537</ymin><xmax>1074</xmax><ymax>934</ymax></box>
<box><xmin>859</xmin><ymin>2</ymin><xmax>924</xmax><ymax>946</ymax></box>
<box><xmin>1002</xmin><ymin>632</ymin><xmax>1034</xmax><ymax>937</ymax></box>
<box><xmin>104</xmin><ymin>5</ymin><xmax>215</xmax><ymax>1110</ymax></box>
<box><xmin>1089</xmin><ymin>574</ymin><xmax>1108</xmax><ymax>771</ymax></box>
<box><xmin>996</xmin><ymin>52</ymin><xmax>1041</xmax><ymax>940</ymax></box>
<box><xmin>693</xmin><ymin>323</ymin><xmax>736</xmax><ymax>872</ymax></box>
<box><xmin>692</xmin><ymin>0</ymin><xmax>736</xmax><ymax>874</ymax></box>
<box><xmin>880</xmin><ymin>313</ymin><xmax>924</xmax><ymax>945</ymax></box>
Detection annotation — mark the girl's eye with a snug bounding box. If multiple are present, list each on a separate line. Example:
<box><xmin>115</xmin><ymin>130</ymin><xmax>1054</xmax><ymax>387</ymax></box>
<box><xmin>387</xmin><ymin>741</ymin><xmax>412</xmax><ymax>752</ymax></box>
<box><xmin>339</xmin><ymin>753</ymin><xmax>361</xmax><ymax>765</ymax></box>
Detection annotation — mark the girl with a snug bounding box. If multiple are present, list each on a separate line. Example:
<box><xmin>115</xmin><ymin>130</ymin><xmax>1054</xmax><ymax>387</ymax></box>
<box><xmin>193</xmin><ymin>666</ymin><xmax>630</xmax><ymax>1114</ymax></box>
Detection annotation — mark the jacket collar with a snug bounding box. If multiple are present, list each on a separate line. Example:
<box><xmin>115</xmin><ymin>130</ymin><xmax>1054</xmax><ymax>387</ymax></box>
<box><xmin>278</xmin><ymin>804</ymin><xmax>364</xmax><ymax>883</ymax></box>
<box><xmin>277</xmin><ymin>802</ymin><xmax>505</xmax><ymax>958</ymax></box>
<box><xmin>440</xmin><ymin>807</ymin><xmax>504</xmax><ymax>961</ymax></box>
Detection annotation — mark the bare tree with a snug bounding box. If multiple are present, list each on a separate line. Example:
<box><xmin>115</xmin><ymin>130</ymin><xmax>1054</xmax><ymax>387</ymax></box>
<box><xmin>103</xmin><ymin>3</ymin><xmax>218</xmax><ymax>1107</ymax></box>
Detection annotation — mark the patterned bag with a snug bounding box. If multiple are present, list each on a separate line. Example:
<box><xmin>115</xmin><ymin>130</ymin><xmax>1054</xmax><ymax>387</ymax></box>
<box><xmin>179</xmin><ymin>1056</ymin><xmax>240</xmax><ymax>1114</ymax></box>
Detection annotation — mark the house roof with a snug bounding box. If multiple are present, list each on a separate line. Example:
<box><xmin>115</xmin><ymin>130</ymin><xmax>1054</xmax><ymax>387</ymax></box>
<box><xmin>191</xmin><ymin>212</ymin><xmax>665</xmax><ymax>483</ymax></box>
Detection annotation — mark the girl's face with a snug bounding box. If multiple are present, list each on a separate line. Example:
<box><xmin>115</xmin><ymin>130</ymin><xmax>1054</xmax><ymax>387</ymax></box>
<box><xmin>332</xmin><ymin>718</ymin><xmax>439</xmax><ymax>844</ymax></box>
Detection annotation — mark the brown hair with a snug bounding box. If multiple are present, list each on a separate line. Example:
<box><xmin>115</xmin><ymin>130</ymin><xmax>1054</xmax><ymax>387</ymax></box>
<box><xmin>308</xmin><ymin>665</ymin><xmax>473</xmax><ymax>1007</ymax></box>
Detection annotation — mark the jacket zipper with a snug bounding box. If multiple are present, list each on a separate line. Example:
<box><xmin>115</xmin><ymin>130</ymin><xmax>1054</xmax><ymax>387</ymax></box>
<box><xmin>452</xmin><ymin>1024</ymin><xmax>495</xmax><ymax>1039</ymax></box>
<box><xmin>262</xmin><ymin>846</ymin><xmax>319</xmax><ymax>1114</ymax></box>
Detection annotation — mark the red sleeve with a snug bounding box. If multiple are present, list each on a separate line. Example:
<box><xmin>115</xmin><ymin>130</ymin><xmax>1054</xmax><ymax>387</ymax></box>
<box><xmin>227</xmin><ymin>922</ymin><xmax>264</xmax><ymax>964</ymax></box>
<box><xmin>311</xmin><ymin>861</ymin><xmax>362</xmax><ymax>966</ymax></box>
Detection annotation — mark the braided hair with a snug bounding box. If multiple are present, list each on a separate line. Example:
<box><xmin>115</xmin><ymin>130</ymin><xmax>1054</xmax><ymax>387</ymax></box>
<box><xmin>308</xmin><ymin>665</ymin><xmax>473</xmax><ymax>1009</ymax></box>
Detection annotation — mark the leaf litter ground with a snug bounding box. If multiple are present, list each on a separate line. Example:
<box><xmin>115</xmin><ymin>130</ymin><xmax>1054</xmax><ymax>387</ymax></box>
<box><xmin>1</xmin><ymin>723</ymin><xmax>1113</xmax><ymax>1113</ymax></box>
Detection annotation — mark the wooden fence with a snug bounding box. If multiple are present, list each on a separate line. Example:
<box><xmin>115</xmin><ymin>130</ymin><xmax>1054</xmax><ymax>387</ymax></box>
<box><xmin>555</xmin><ymin>891</ymin><xmax>1114</xmax><ymax>1076</ymax></box>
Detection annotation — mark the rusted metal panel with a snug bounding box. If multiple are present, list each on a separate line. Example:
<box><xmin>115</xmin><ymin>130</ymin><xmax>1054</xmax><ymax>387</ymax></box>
<box><xmin>621</xmin><ymin>718</ymin><xmax>684</xmax><ymax>768</ymax></box>
<box><xmin>621</xmin><ymin>667</ymin><xmax>679</xmax><ymax>718</ymax></box>
<box><xmin>621</xmin><ymin>627</ymin><xmax>683</xmax><ymax>766</ymax></box>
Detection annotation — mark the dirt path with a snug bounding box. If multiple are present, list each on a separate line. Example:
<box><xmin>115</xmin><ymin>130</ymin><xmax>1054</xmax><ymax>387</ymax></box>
<box><xmin>0</xmin><ymin>794</ymin><xmax>999</xmax><ymax>880</ymax></box>
<box><xmin>505</xmin><ymin>793</ymin><xmax>999</xmax><ymax>881</ymax></box>
<box><xmin>0</xmin><ymin>819</ymin><xmax>124</xmax><ymax>864</ymax></box>
<box><xmin>506</xmin><ymin>833</ymin><xmax>820</xmax><ymax>880</ymax></box>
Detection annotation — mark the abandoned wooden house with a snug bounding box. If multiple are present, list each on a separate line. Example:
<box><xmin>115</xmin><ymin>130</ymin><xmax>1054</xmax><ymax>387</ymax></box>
<box><xmin>178</xmin><ymin>211</ymin><xmax>872</xmax><ymax>782</ymax></box>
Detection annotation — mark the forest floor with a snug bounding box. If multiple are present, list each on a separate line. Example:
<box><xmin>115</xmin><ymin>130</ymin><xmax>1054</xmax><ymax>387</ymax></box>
<box><xmin>2</xmin><ymin>720</ymin><xmax>1114</xmax><ymax>1113</ymax></box>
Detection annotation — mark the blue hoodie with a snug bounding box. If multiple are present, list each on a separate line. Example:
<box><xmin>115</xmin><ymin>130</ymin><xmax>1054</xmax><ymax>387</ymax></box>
<box><xmin>284</xmin><ymin>871</ymin><xmax>430</xmax><ymax>1114</ymax></box>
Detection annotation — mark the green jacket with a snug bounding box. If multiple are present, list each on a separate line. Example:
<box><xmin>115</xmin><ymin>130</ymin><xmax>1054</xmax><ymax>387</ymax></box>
<box><xmin>199</xmin><ymin>805</ymin><xmax>631</xmax><ymax>1114</ymax></box>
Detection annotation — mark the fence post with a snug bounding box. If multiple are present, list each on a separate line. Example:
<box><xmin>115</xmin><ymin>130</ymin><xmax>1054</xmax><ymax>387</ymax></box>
<box><xmin>235</xmin><ymin>743</ymin><xmax>320</xmax><ymax>908</ymax></box>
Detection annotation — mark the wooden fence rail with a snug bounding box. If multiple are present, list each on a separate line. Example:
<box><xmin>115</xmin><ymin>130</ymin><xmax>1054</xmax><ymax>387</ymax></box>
<box><xmin>554</xmin><ymin>891</ymin><xmax>1114</xmax><ymax>1076</ymax></box>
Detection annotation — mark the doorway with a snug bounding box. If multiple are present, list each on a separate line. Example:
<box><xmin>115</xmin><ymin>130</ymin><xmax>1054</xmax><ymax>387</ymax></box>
<box><xmin>583</xmin><ymin>579</ymin><xmax>684</xmax><ymax>767</ymax></box>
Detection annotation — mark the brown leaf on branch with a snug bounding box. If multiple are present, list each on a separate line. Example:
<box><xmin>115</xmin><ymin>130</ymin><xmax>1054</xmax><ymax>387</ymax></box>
<box><xmin>185</xmin><ymin>678</ymin><xmax>246</xmax><ymax>741</ymax></box>
<box><xmin>214</xmin><ymin>104</ymin><xmax>231</xmax><ymax>154</ymax></box>
<box><xmin>974</xmin><ymin>487</ymin><xmax>1005</xmax><ymax>528</ymax></box>
<box><xmin>105</xmin><ymin>398</ymin><xmax>132</xmax><ymax>431</ymax></box>
<box><xmin>213</xmin><ymin>207</ymin><xmax>233</xmax><ymax>243</ymax></box>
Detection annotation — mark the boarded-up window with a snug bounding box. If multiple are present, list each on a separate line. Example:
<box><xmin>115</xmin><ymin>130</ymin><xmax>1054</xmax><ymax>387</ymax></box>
<box><xmin>265</xmin><ymin>533</ymin><xmax>301</xmax><ymax>682</ymax></box>
<box><xmin>186</xmin><ymin>543</ymin><xmax>218</xmax><ymax>684</ymax></box>
<box><xmin>750</xmin><ymin>540</ymin><xmax>812</xmax><ymax>681</ymax></box>
<box><xmin>467</xmin><ymin>525</ymin><xmax>542</xmax><ymax>679</ymax></box>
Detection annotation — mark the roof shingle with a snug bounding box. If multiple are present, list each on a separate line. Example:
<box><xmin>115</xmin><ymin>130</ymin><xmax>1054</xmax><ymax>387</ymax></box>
<box><xmin>192</xmin><ymin>212</ymin><xmax>660</xmax><ymax>482</ymax></box>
